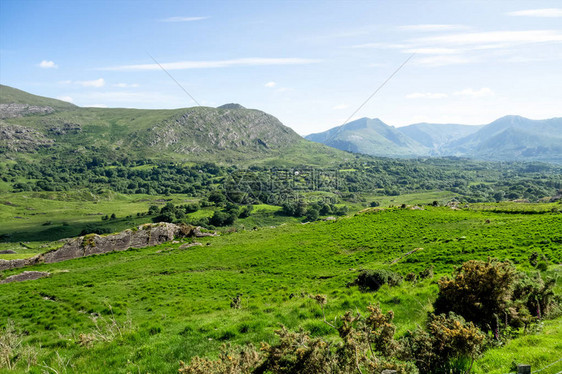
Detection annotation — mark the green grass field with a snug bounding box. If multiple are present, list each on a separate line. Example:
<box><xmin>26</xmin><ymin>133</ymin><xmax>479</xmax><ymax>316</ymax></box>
<box><xmin>1</xmin><ymin>206</ymin><xmax>560</xmax><ymax>373</ymax></box>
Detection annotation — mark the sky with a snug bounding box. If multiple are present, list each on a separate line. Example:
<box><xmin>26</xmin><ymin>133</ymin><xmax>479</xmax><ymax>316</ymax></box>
<box><xmin>1</xmin><ymin>0</ymin><xmax>561</xmax><ymax>135</ymax></box>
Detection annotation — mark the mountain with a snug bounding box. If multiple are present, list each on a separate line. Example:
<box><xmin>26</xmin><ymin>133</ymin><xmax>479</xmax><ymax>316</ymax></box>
<box><xmin>307</xmin><ymin>115</ymin><xmax>562</xmax><ymax>163</ymax></box>
<box><xmin>442</xmin><ymin>115</ymin><xmax>562</xmax><ymax>163</ymax></box>
<box><xmin>0</xmin><ymin>85</ymin><xmax>350</xmax><ymax>166</ymax></box>
<box><xmin>305</xmin><ymin>117</ymin><xmax>429</xmax><ymax>157</ymax></box>
<box><xmin>397</xmin><ymin>123</ymin><xmax>483</xmax><ymax>150</ymax></box>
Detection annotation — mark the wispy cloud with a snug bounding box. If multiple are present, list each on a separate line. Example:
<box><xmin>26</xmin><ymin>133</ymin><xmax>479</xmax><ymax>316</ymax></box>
<box><xmin>38</xmin><ymin>60</ymin><xmax>58</xmax><ymax>69</ymax></box>
<box><xmin>160</xmin><ymin>16</ymin><xmax>208</xmax><ymax>22</ymax></box>
<box><xmin>399</xmin><ymin>24</ymin><xmax>468</xmax><ymax>32</ymax></box>
<box><xmin>405</xmin><ymin>92</ymin><xmax>448</xmax><ymax>99</ymax></box>
<box><xmin>453</xmin><ymin>87</ymin><xmax>494</xmax><ymax>97</ymax></box>
<box><xmin>62</xmin><ymin>78</ymin><xmax>105</xmax><ymax>87</ymax></box>
<box><xmin>415</xmin><ymin>55</ymin><xmax>473</xmax><ymax>67</ymax></box>
<box><xmin>113</xmin><ymin>83</ymin><xmax>140</xmax><ymax>88</ymax></box>
<box><xmin>356</xmin><ymin>29</ymin><xmax>562</xmax><ymax>66</ymax></box>
<box><xmin>507</xmin><ymin>8</ymin><xmax>562</xmax><ymax>17</ymax></box>
<box><xmin>101</xmin><ymin>58</ymin><xmax>321</xmax><ymax>71</ymax></box>
<box><xmin>351</xmin><ymin>43</ymin><xmax>408</xmax><ymax>49</ymax></box>
<box><xmin>403</xmin><ymin>47</ymin><xmax>462</xmax><ymax>55</ymax></box>
<box><xmin>265</xmin><ymin>81</ymin><xmax>276</xmax><ymax>88</ymax></box>
<box><xmin>56</xmin><ymin>95</ymin><xmax>73</xmax><ymax>103</ymax></box>
<box><xmin>332</xmin><ymin>104</ymin><xmax>350</xmax><ymax>110</ymax></box>
<box><xmin>412</xmin><ymin>30</ymin><xmax>562</xmax><ymax>48</ymax></box>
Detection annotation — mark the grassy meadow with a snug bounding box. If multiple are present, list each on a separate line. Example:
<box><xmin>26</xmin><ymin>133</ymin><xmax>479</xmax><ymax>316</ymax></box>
<box><xmin>1</xmin><ymin>204</ymin><xmax>561</xmax><ymax>373</ymax></box>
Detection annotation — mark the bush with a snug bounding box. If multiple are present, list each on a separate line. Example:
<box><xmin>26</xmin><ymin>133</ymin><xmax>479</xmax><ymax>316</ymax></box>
<box><xmin>402</xmin><ymin>313</ymin><xmax>485</xmax><ymax>374</ymax></box>
<box><xmin>350</xmin><ymin>269</ymin><xmax>403</xmax><ymax>292</ymax></box>
<box><xmin>433</xmin><ymin>259</ymin><xmax>518</xmax><ymax>332</ymax></box>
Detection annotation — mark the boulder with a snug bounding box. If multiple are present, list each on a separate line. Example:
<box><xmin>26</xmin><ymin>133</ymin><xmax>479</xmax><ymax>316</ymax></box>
<box><xmin>1</xmin><ymin>271</ymin><xmax>50</xmax><ymax>284</ymax></box>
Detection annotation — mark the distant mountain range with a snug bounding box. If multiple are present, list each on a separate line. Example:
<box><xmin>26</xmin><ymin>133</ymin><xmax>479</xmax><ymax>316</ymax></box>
<box><xmin>306</xmin><ymin>116</ymin><xmax>562</xmax><ymax>163</ymax></box>
<box><xmin>2</xmin><ymin>85</ymin><xmax>560</xmax><ymax>164</ymax></box>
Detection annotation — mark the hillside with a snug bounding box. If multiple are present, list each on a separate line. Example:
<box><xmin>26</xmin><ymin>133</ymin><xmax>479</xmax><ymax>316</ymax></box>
<box><xmin>0</xmin><ymin>205</ymin><xmax>560</xmax><ymax>372</ymax></box>
<box><xmin>305</xmin><ymin>117</ymin><xmax>430</xmax><ymax>157</ymax></box>
<box><xmin>0</xmin><ymin>85</ymin><xmax>350</xmax><ymax>165</ymax></box>
<box><xmin>307</xmin><ymin>115</ymin><xmax>562</xmax><ymax>163</ymax></box>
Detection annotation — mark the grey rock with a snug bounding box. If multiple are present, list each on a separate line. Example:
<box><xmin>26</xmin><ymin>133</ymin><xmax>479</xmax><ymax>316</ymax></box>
<box><xmin>1</xmin><ymin>271</ymin><xmax>50</xmax><ymax>284</ymax></box>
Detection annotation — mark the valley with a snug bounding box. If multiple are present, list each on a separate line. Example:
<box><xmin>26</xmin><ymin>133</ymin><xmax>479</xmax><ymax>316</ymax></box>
<box><xmin>1</xmin><ymin>85</ymin><xmax>561</xmax><ymax>373</ymax></box>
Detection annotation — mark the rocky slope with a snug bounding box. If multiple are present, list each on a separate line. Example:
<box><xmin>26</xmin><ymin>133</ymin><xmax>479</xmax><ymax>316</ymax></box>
<box><xmin>0</xmin><ymin>84</ymin><xmax>339</xmax><ymax>164</ymax></box>
<box><xmin>0</xmin><ymin>223</ymin><xmax>215</xmax><ymax>272</ymax></box>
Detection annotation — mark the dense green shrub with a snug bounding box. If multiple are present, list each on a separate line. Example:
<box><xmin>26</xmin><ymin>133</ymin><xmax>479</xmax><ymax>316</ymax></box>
<box><xmin>350</xmin><ymin>269</ymin><xmax>403</xmax><ymax>292</ymax></box>
<box><xmin>434</xmin><ymin>259</ymin><xmax>520</xmax><ymax>332</ymax></box>
<box><xmin>401</xmin><ymin>313</ymin><xmax>485</xmax><ymax>374</ymax></box>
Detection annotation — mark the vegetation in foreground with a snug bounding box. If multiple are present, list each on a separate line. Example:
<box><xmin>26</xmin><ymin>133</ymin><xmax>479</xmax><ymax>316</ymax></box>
<box><xmin>0</xmin><ymin>205</ymin><xmax>560</xmax><ymax>373</ymax></box>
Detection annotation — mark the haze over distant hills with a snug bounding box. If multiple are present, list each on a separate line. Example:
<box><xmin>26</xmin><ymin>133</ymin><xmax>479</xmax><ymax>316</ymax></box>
<box><xmin>306</xmin><ymin>116</ymin><xmax>562</xmax><ymax>163</ymax></box>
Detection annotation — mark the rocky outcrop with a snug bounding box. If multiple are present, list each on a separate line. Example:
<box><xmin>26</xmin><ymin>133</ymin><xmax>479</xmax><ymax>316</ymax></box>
<box><xmin>1</xmin><ymin>271</ymin><xmax>50</xmax><ymax>284</ymax></box>
<box><xmin>0</xmin><ymin>223</ymin><xmax>216</xmax><ymax>272</ymax></box>
<box><xmin>0</xmin><ymin>103</ymin><xmax>55</xmax><ymax>119</ymax></box>
<box><xmin>0</xmin><ymin>124</ymin><xmax>54</xmax><ymax>152</ymax></box>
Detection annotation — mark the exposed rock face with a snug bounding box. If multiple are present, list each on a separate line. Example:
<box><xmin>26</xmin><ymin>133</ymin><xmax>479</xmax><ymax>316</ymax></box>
<box><xmin>47</xmin><ymin>122</ymin><xmax>81</xmax><ymax>135</ymax></box>
<box><xmin>140</xmin><ymin>107</ymin><xmax>300</xmax><ymax>154</ymax></box>
<box><xmin>0</xmin><ymin>124</ymin><xmax>54</xmax><ymax>152</ymax></box>
<box><xmin>0</xmin><ymin>103</ymin><xmax>55</xmax><ymax>119</ymax></box>
<box><xmin>0</xmin><ymin>223</ymin><xmax>216</xmax><ymax>272</ymax></box>
<box><xmin>1</xmin><ymin>271</ymin><xmax>50</xmax><ymax>284</ymax></box>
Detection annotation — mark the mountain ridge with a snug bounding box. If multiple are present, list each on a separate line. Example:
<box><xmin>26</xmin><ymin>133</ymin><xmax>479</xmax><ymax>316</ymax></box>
<box><xmin>0</xmin><ymin>84</ymin><xmax>351</xmax><ymax>166</ymax></box>
<box><xmin>306</xmin><ymin>115</ymin><xmax>562</xmax><ymax>163</ymax></box>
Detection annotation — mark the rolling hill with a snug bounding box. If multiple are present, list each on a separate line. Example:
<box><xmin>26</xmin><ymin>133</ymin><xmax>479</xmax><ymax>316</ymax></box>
<box><xmin>0</xmin><ymin>85</ymin><xmax>350</xmax><ymax>166</ymax></box>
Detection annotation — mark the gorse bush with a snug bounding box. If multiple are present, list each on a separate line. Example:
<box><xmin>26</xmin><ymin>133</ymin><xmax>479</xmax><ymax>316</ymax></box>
<box><xmin>179</xmin><ymin>303</ymin><xmax>417</xmax><ymax>374</ymax></box>
<box><xmin>433</xmin><ymin>259</ymin><xmax>560</xmax><ymax>335</ymax></box>
<box><xmin>401</xmin><ymin>313</ymin><xmax>485</xmax><ymax>374</ymax></box>
<box><xmin>433</xmin><ymin>259</ymin><xmax>518</xmax><ymax>332</ymax></box>
<box><xmin>178</xmin><ymin>301</ymin><xmax>490</xmax><ymax>374</ymax></box>
<box><xmin>349</xmin><ymin>268</ymin><xmax>403</xmax><ymax>292</ymax></box>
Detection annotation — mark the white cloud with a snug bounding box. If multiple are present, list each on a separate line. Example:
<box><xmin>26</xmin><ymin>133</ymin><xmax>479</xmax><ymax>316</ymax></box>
<box><xmin>78</xmin><ymin>78</ymin><xmax>105</xmax><ymax>87</ymax></box>
<box><xmin>160</xmin><ymin>16</ymin><xmax>208</xmax><ymax>22</ymax></box>
<box><xmin>351</xmin><ymin>42</ymin><xmax>408</xmax><ymax>49</ymax></box>
<box><xmin>113</xmin><ymin>83</ymin><xmax>140</xmax><ymax>88</ymax></box>
<box><xmin>332</xmin><ymin>104</ymin><xmax>350</xmax><ymax>110</ymax></box>
<box><xmin>399</xmin><ymin>24</ymin><xmax>468</xmax><ymax>32</ymax></box>
<box><xmin>265</xmin><ymin>81</ymin><xmax>276</xmax><ymax>88</ymax></box>
<box><xmin>60</xmin><ymin>79</ymin><xmax>105</xmax><ymax>87</ymax></box>
<box><xmin>61</xmin><ymin>78</ymin><xmax>105</xmax><ymax>87</ymax></box>
<box><xmin>56</xmin><ymin>95</ymin><xmax>73</xmax><ymax>103</ymax></box>
<box><xmin>415</xmin><ymin>55</ymin><xmax>473</xmax><ymax>66</ymax></box>
<box><xmin>405</xmin><ymin>92</ymin><xmax>448</xmax><ymax>99</ymax></box>
<box><xmin>453</xmin><ymin>88</ymin><xmax>494</xmax><ymax>97</ymax></box>
<box><xmin>403</xmin><ymin>47</ymin><xmax>462</xmax><ymax>55</ymax></box>
<box><xmin>86</xmin><ymin>104</ymin><xmax>108</xmax><ymax>108</ymax></box>
<box><xmin>508</xmin><ymin>8</ymin><xmax>562</xmax><ymax>17</ymax></box>
<box><xmin>412</xmin><ymin>30</ymin><xmax>562</xmax><ymax>48</ymax></box>
<box><xmin>38</xmin><ymin>60</ymin><xmax>58</xmax><ymax>69</ymax></box>
<box><xmin>101</xmin><ymin>58</ymin><xmax>321</xmax><ymax>71</ymax></box>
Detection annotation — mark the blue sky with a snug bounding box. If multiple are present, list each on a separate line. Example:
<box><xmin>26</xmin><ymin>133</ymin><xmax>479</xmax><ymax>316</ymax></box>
<box><xmin>1</xmin><ymin>0</ymin><xmax>561</xmax><ymax>135</ymax></box>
